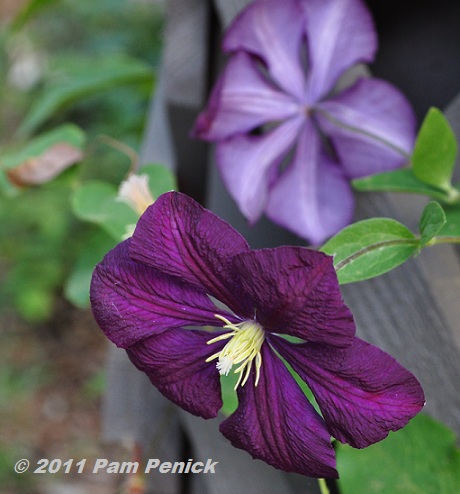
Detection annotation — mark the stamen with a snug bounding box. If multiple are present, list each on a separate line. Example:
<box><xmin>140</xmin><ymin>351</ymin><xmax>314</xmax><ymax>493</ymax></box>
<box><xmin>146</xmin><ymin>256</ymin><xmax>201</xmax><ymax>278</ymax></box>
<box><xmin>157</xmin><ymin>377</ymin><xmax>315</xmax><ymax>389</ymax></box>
<box><xmin>207</xmin><ymin>314</ymin><xmax>265</xmax><ymax>389</ymax></box>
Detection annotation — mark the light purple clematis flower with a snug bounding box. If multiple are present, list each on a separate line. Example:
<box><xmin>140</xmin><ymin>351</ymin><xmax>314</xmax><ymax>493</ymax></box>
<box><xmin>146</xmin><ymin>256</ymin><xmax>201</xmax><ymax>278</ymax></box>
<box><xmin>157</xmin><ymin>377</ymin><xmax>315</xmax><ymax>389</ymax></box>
<box><xmin>192</xmin><ymin>0</ymin><xmax>416</xmax><ymax>244</ymax></box>
<box><xmin>90</xmin><ymin>191</ymin><xmax>424</xmax><ymax>478</ymax></box>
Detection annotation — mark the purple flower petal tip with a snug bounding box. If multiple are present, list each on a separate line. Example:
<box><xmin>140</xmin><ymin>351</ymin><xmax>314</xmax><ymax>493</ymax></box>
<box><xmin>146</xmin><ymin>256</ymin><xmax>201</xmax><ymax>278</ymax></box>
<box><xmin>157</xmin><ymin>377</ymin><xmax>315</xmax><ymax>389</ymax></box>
<box><xmin>220</xmin><ymin>344</ymin><xmax>338</xmax><ymax>478</ymax></box>
<box><xmin>272</xmin><ymin>337</ymin><xmax>425</xmax><ymax>448</ymax></box>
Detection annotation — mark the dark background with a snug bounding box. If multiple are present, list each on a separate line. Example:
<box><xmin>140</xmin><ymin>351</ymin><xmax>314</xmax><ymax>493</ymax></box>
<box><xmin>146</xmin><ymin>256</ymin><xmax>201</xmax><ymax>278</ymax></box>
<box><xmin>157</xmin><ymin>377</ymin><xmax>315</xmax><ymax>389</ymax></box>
<box><xmin>367</xmin><ymin>0</ymin><xmax>460</xmax><ymax>120</ymax></box>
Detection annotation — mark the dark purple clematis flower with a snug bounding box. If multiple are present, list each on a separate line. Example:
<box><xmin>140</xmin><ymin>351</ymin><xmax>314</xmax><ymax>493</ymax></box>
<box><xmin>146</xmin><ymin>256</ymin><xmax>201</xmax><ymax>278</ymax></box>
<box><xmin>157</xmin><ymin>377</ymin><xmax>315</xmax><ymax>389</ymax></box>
<box><xmin>192</xmin><ymin>0</ymin><xmax>416</xmax><ymax>244</ymax></box>
<box><xmin>90</xmin><ymin>192</ymin><xmax>424</xmax><ymax>478</ymax></box>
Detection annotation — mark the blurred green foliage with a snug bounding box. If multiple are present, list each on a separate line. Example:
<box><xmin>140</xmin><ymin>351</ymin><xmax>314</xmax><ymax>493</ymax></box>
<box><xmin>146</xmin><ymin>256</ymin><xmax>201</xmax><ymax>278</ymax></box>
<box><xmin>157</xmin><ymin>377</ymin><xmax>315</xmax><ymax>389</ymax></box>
<box><xmin>337</xmin><ymin>413</ymin><xmax>460</xmax><ymax>494</ymax></box>
<box><xmin>0</xmin><ymin>0</ymin><xmax>164</xmax><ymax>321</ymax></box>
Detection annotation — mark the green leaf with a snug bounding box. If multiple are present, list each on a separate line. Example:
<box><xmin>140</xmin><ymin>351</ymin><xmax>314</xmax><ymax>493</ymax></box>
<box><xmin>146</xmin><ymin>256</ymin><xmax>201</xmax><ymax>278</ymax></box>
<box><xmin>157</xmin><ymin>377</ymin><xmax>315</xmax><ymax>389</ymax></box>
<box><xmin>72</xmin><ymin>181</ymin><xmax>138</xmax><ymax>241</ymax></box>
<box><xmin>419</xmin><ymin>202</ymin><xmax>446</xmax><ymax>247</ymax></box>
<box><xmin>65</xmin><ymin>230</ymin><xmax>116</xmax><ymax>307</ymax></box>
<box><xmin>72</xmin><ymin>165</ymin><xmax>176</xmax><ymax>241</ymax></box>
<box><xmin>7</xmin><ymin>257</ymin><xmax>63</xmax><ymax>322</ymax></box>
<box><xmin>15</xmin><ymin>287</ymin><xmax>55</xmax><ymax>322</ymax></box>
<box><xmin>9</xmin><ymin>0</ymin><xmax>60</xmax><ymax>31</ymax></box>
<box><xmin>0</xmin><ymin>124</ymin><xmax>85</xmax><ymax>171</ymax></box>
<box><xmin>0</xmin><ymin>123</ymin><xmax>85</xmax><ymax>195</ymax></box>
<box><xmin>220</xmin><ymin>373</ymin><xmax>239</xmax><ymax>417</ymax></box>
<box><xmin>437</xmin><ymin>204</ymin><xmax>460</xmax><ymax>238</ymax></box>
<box><xmin>352</xmin><ymin>169</ymin><xmax>452</xmax><ymax>202</ymax></box>
<box><xmin>141</xmin><ymin>163</ymin><xmax>177</xmax><ymax>198</ymax></box>
<box><xmin>17</xmin><ymin>55</ymin><xmax>154</xmax><ymax>137</ymax></box>
<box><xmin>321</xmin><ymin>219</ymin><xmax>419</xmax><ymax>284</ymax></box>
<box><xmin>412</xmin><ymin>108</ymin><xmax>457</xmax><ymax>191</ymax></box>
<box><xmin>337</xmin><ymin>413</ymin><xmax>460</xmax><ymax>494</ymax></box>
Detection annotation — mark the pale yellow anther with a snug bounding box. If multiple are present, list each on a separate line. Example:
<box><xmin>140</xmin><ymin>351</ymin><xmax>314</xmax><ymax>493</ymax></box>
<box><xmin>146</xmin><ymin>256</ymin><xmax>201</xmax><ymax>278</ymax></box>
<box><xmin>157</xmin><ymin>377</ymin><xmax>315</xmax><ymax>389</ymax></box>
<box><xmin>206</xmin><ymin>314</ymin><xmax>265</xmax><ymax>389</ymax></box>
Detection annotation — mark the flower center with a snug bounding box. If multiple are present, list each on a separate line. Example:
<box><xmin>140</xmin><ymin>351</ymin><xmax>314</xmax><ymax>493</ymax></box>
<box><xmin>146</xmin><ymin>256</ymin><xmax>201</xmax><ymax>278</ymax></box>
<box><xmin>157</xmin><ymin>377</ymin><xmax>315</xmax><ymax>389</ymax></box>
<box><xmin>206</xmin><ymin>315</ymin><xmax>265</xmax><ymax>389</ymax></box>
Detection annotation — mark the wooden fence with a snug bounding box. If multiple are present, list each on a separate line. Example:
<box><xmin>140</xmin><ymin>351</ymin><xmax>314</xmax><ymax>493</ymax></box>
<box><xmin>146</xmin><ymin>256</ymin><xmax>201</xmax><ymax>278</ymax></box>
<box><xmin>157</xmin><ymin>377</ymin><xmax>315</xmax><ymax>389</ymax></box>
<box><xmin>103</xmin><ymin>1</ymin><xmax>460</xmax><ymax>492</ymax></box>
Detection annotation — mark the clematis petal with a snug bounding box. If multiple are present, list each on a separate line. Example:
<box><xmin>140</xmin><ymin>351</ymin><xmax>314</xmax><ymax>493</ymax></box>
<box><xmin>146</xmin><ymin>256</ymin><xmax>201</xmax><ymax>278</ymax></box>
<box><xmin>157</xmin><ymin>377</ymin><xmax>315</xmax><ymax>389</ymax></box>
<box><xmin>193</xmin><ymin>52</ymin><xmax>300</xmax><ymax>141</ymax></box>
<box><xmin>90</xmin><ymin>239</ymin><xmax>232</xmax><ymax>348</ymax></box>
<box><xmin>303</xmin><ymin>0</ymin><xmax>377</xmax><ymax>101</ymax></box>
<box><xmin>223</xmin><ymin>0</ymin><xmax>305</xmax><ymax>99</ymax></box>
<box><xmin>272</xmin><ymin>337</ymin><xmax>425</xmax><ymax>448</ymax></box>
<box><xmin>265</xmin><ymin>121</ymin><xmax>354</xmax><ymax>244</ymax></box>
<box><xmin>220</xmin><ymin>343</ymin><xmax>337</xmax><ymax>478</ymax></box>
<box><xmin>233</xmin><ymin>246</ymin><xmax>355</xmax><ymax>348</ymax></box>
<box><xmin>130</xmin><ymin>192</ymin><xmax>252</xmax><ymax>316</ymax></box>
<box><xmin>217</xmin><ymin>116</ymin><xmax>304</xmax><ymax>223</ymax></box>
<box><xmin>316</xmin><ymin>77</ymin><xmax>416</xmax><ymax>177</ymax></box>
<box><xmin>127</xmin><ymin>328</ymin><xmax>225</xmax><ymax>419</ymax></box>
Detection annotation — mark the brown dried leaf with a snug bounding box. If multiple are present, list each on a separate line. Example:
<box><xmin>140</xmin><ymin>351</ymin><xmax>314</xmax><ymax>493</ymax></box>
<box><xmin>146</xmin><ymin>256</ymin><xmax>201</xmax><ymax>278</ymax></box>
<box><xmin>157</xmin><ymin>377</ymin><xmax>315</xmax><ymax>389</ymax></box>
<box><xmin>7</xmin><ymin>142</ymin><xmax>84</xmax><ymax>186</ymax></box>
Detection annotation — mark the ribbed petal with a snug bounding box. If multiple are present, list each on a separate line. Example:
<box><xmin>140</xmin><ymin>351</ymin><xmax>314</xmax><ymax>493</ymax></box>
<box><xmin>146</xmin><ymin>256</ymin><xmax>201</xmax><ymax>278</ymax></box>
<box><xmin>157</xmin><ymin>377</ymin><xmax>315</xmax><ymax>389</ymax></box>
<box><xmin>303</xmin><ymin>0</ymin><xmax>377</xmax><ymax>101</ymax></box>
<box><xmin>130</xmin><ymin>192</ymin><xmax>252</xmax><ymax>316</ymax></box>
<box><xmin>90</xmin><ymin>239</ymin><xmax>232</xmax><ymax>348</ymax></box>
<box><xmin>233</xmin><ymin>246</ymin><xmax>355</xmax><ymax>348</ymax></box>
<box><xmin>193</xmin><ymin>52</ymin><xmax>299</xmax><ymax>141</ymax></box>
<box><xmin>217</xmin><ymin>116</ymin><xmax>303</xmax><ymax>223</ymax></box>
<box><xmin>316</xmin><ymin>78</ymin><xmax>416</xmax><ymax>177</ymax></box>
<box><xmin>127</xmin><ymin>328</ymin><xmax>226</xmax><ymax>419</ymax></box>
<box><xmin>265</xmin><ymin>121</ymin><xmax>354</xmax><ymax>244</ymax></box>
<box><xmin>223</xmin><ymin>0</ymin><xmax>305</xmax><ymax>99</ymax></box>
<box><xmin>220</xmin><ymin>343</ymin><xmax>337</xmax><ymax>478</ymax></box>
<box><xmin>272</xmin><ymin>337</ymin><xmax>425</xmax><ymax>448</ymax></box>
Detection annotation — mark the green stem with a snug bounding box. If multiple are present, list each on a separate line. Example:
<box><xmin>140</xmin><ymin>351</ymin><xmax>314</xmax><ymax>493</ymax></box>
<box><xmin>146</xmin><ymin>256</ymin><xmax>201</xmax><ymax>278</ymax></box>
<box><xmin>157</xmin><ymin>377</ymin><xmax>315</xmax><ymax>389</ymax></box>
<box><xmin>444</xmin><ymin>185</ymin><xmax>460</xmax><ymax>204</ymax></box>
<box><xmin>426</xmin><ymin>235</ymin><xmax>460</xmax><ymax>246</ymax></box>
<box><xmin>97</xmin><ymin>134</ymin><xmax>140</xmax><ymax>174</ymax></box>
<box><xmin>334</xmin><ymin>233</ymin><xmax>460</xmax><ymax>276</ymax></box>
<box><xmin>318</xmin><ymin>478</ymin><xmax>331</xmax><ymax>494</ymax></box>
